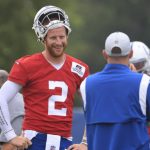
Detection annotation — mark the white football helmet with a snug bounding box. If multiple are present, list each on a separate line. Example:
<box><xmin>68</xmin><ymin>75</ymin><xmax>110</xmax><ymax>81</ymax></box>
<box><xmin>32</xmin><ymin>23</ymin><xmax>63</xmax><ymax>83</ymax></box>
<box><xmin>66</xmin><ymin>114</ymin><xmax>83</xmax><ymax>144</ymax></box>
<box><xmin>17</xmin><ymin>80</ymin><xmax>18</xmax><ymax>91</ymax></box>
<box><xmin>32</xmin><ymin>5</ymin><xmax>71</xmax><ymax>42</ymax></box>
<box><xmin>130</xmin><ymin>41</ymin><xmax>150</xmax><ymax>74</ymax></box>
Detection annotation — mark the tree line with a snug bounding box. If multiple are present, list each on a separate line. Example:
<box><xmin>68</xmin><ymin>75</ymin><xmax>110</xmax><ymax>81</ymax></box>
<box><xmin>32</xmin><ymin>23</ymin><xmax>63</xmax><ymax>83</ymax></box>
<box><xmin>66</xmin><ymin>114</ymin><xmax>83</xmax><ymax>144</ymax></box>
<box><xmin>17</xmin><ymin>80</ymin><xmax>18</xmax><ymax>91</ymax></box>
<box><xmin>0</xmin><ymin>0</ymin><xmax>150</xmax><ymax>74</ymax></box>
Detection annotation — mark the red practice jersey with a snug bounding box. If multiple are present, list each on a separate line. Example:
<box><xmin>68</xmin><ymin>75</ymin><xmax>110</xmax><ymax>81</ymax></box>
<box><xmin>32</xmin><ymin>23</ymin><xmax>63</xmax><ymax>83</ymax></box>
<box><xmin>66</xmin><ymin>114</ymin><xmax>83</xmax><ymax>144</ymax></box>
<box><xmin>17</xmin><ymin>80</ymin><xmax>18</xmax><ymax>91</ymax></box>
<box><xmin>8</xmin><ymin>53</ymin><xmax>89</xmax><ymax>137</ymax></box>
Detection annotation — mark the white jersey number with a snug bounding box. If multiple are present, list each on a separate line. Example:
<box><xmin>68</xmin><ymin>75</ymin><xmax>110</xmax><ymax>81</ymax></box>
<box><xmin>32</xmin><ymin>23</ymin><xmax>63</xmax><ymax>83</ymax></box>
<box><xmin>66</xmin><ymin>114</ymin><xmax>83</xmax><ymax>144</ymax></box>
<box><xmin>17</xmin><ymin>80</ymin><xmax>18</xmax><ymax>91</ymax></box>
<box><xmin>48</xmin><ymin>81</ymin><xmax>68</xmax><ymax>116</ymax></box>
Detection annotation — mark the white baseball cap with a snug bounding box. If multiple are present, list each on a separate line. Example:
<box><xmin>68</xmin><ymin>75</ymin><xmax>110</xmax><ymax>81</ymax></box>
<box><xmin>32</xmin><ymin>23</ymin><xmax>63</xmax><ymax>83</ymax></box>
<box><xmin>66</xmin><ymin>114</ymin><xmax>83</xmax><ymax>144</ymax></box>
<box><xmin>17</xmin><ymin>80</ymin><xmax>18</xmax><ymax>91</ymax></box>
<box><xmin>105</xmin><ymin>32</ymin><xmax>131</xmax><ymax>56</ymax></box>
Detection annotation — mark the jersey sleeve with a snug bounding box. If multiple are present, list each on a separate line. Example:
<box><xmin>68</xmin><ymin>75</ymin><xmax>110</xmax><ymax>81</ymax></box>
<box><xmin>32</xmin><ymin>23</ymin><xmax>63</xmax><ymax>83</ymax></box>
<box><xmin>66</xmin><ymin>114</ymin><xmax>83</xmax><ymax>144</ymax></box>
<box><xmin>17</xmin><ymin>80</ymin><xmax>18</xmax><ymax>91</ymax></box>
<box><xmin>8</xmin><ymin>60</ymin><xmax>28</xmax><ymax>86</ymax></box>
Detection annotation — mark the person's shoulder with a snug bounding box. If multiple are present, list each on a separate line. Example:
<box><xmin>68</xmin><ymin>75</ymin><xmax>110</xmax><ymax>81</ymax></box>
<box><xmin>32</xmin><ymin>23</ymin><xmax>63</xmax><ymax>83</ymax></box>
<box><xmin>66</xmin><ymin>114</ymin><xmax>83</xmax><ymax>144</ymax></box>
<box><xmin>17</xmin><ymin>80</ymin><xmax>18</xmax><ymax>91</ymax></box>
<box><xmin>129</xmin><ymin>70</ymin><xmax>143</xmax><ymax>78</ymax></box>
<box><xmin>67</xmin><ymin>54</ymin><xmax>88</xmax><ymax>68</ymax></box>
<box><xmin>87</xmin><ymin>72</ymin><xmax>99</xmax><ymax>79</ymax></box>
<box><xmin>16</xmin><ymin>52</ymin><xmax>42</xmax><ymax>64</ymax></box>
<box><xmin>66</xmin><ymin>54</ymin><xmax>89</xmax><ymax>78</ymax></box>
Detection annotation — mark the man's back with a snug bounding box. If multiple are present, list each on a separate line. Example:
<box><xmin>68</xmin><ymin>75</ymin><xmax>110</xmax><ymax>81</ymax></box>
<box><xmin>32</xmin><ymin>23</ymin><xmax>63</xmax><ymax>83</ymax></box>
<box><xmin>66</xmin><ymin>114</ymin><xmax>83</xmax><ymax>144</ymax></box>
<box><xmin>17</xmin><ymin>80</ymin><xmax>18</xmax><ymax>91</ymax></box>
<box><xmin>85</xmin><ymin>64</ymin><xmax>150</xmax><ymax>150</ymax></box>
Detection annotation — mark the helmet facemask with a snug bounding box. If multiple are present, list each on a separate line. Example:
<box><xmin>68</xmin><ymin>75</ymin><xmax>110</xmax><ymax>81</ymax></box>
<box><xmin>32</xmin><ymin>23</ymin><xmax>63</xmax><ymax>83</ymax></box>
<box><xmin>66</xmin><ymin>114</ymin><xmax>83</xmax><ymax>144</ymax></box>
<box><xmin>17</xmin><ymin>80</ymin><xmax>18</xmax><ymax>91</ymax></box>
<box><xmin>131</xmin><ymin>58</ymin><xmax>147</xmax><ymax>72</ymax></box>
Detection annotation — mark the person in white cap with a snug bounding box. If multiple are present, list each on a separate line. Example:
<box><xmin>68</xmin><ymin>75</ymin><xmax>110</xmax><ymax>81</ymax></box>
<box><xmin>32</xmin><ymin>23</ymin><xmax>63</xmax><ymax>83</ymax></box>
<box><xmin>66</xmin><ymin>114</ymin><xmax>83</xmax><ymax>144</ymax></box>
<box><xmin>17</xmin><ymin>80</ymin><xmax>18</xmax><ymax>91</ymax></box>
<box><xmin>76</xmin><ymin>32</ymin><xmax>150</xmax><ymax>150</ymax></box>
<box><xmin>0</xmin><ymin>5</ymin><xmax>89</xmax><ymax>150</ymax></box>
<box><xmin>0</xmin><ymin>69</ymin><xmax>24</xmax><ymax>150</ymax></box>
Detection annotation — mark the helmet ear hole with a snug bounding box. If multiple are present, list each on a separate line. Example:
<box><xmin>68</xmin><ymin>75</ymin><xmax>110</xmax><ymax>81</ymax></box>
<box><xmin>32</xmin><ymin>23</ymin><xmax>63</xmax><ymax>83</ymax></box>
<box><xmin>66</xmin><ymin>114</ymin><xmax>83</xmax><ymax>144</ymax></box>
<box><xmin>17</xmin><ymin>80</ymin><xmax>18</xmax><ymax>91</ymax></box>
<box><xmin>32</xmin><ymin>5</ymin><xmax>71</xmax><ymax>42</ymax></box>
<box><xmin>36</xmin><ymin>32</ymin><xmax>39</xmax><ymax>36</ymax></box>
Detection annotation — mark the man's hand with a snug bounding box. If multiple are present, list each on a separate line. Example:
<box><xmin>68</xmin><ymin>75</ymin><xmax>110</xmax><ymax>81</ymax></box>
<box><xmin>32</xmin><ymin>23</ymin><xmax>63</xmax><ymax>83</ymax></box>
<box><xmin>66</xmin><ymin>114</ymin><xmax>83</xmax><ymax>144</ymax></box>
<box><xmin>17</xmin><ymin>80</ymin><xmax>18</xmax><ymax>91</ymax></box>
<box><xmin>9</xmin><ymin>136</ymin><xmax>32</xmax><ymax>150</ymax></box>
<box><xmin>67</xmin><ymin>143</ymin><xmax>87</xmax><ymax>150</ymax></box>
<box><xmin>1</xmin><ymin>143</ymin><xmax>17</xmax><ymax>150</ymax></box>
<box><xmin>129</xmin><ymin>63</ymin><xmax>137</xmax><ymax>72</ymax></box>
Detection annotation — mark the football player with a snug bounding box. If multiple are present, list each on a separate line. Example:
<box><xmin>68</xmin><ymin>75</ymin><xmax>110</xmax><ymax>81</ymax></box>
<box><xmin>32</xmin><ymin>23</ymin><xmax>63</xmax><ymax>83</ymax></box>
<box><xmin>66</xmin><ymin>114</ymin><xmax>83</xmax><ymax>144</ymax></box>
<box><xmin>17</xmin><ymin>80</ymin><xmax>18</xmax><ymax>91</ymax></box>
<box><xmin>0</xmin><ymin>5</ymin><xmax>89</xmax><ymax>150</ymax></box>
<box><xmin>130</xmin><ymin>41</ymin><xmax>150</xmax><ymax>135</ymax></box>
<box><xmin>130</xmin><ymin>41</ymin><xmax>150</xmax><ymax>75</ymax></box>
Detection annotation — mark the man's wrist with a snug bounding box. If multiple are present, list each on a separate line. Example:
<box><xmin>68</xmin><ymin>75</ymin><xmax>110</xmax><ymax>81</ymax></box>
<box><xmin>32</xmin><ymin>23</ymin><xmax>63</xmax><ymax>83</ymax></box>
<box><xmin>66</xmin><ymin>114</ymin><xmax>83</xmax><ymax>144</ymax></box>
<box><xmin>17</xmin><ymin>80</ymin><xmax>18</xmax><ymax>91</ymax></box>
<box><xmin>81</xmin><ymin>141</ymin><xmax>87</xmax><ymax>145</ymax></box>
<box><xmin>3</xmin><ymin>129</ymin><xmax>16</xmax><ymax>141</ymax></box>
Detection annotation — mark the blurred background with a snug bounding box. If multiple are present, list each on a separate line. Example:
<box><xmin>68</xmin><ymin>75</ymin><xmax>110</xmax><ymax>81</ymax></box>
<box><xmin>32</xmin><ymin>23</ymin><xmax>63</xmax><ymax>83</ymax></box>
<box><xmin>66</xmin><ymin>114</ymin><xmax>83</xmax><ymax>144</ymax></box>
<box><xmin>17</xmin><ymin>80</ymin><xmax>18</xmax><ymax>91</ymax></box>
<box><xmin>0</xmin><ymin>0</ymin><xmax>150</xmax><ymax>106</ymax></box>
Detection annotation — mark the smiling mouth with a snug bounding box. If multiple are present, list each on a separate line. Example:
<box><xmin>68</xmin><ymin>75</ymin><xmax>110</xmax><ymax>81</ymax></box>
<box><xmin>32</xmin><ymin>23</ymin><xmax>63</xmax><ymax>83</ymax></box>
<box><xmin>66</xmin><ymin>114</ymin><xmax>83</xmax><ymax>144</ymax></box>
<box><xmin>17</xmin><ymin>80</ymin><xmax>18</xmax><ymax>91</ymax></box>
<box><xmin>54</xmin><ymin>46</ymin><xmax>63</xmax><ymax>51</ymax></box>
<box><xmin>55</xmin><ymin>48</ymin><xmax>62</xmax><ymax>51</ymax></box>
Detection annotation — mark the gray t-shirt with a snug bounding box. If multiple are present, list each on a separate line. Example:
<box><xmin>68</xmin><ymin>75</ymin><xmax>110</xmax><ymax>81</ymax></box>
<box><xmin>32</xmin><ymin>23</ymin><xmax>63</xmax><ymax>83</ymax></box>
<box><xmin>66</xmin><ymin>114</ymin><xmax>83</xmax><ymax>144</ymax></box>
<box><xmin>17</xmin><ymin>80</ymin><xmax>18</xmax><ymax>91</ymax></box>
<box><xmin>0</xmin><ymin>93</ymin><xmax>24</xmax><ymax>142</ymax></box>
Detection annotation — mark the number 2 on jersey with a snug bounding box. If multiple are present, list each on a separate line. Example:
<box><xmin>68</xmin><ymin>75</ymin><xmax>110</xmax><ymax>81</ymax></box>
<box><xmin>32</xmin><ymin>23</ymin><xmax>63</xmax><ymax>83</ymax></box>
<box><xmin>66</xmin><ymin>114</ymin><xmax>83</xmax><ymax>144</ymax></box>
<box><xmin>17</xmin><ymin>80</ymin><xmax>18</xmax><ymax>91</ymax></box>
<box><xmin>48</xmin><ymin>81</ymin><xmax>68</xmax><ymax>116</ymax></box>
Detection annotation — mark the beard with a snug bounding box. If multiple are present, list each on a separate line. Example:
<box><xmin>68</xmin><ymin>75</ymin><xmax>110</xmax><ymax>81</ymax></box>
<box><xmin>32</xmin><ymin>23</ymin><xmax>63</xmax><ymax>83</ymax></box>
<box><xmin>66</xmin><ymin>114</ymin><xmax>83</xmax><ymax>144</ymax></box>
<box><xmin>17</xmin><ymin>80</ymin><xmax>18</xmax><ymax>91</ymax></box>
<box><xmin>47</xmin><ymin>45</ymin><xmax>66</xmax><ymax>58</ymax></box>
